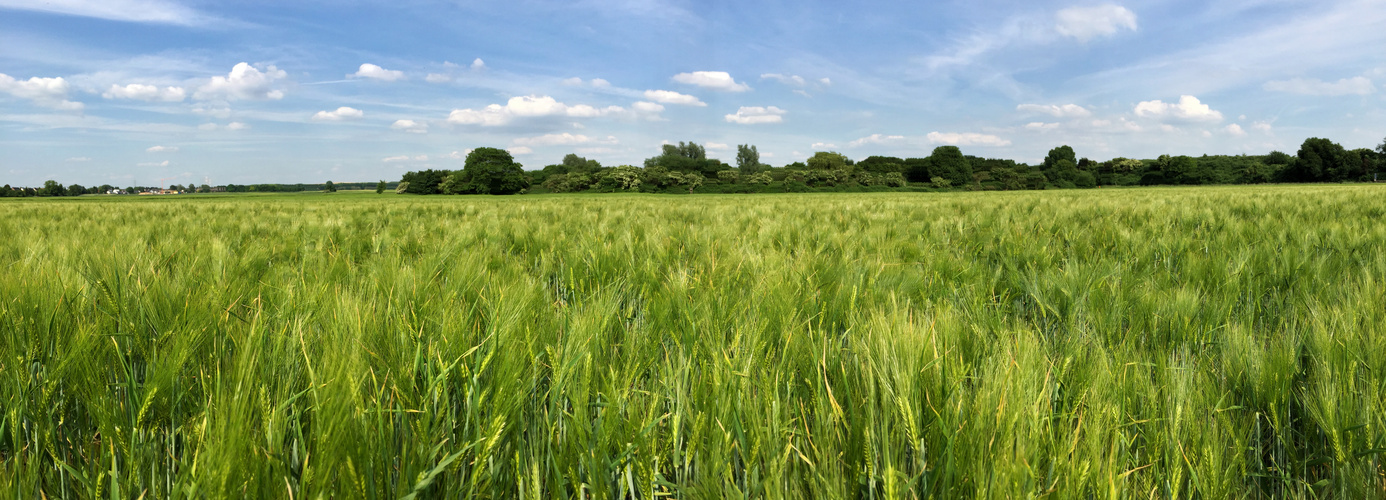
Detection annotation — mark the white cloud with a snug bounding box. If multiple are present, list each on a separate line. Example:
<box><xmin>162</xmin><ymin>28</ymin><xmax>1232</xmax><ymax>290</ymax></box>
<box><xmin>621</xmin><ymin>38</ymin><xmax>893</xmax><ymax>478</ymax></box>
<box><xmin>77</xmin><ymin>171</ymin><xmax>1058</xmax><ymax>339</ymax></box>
<box><xmin>1016</xmin><ymin>103</ymin><xmax>1092</xmax><ymax>118</ymax></box>
<box><xmin>1252</xmin><ymin>121</ymin><xmax>1273</xmax><ymax>133</ymax></box>
<box><xmin>471</xmin><ymin>58</ymin><xmax>486</xmax><ymax>70</ymax></box>
<box><xmin>1134</xmin><ymin>95</ymin><xmax>1223</xmax><ymax>122</ymax></box>
<box><xmin>352</xmin><ymin>63</ymin><xmax>405</xmax><ymax>81</ymax></box>
<box><xmin>382</xmin><ymin>155</ymin><xmax>412</xmax><ymax>163</ymax></box>
<box><xmin>425</xmin><ymin>73</ymin><xmax>452</xmax><ymax>83</ymax></box>
<box><xmin>103</xmin><ymin>83</ymin><xmax>186</xmax><ymax>102</ymax></box>
<box><xmin>0</xmin><ymin>0</ymin><xmax>205</xmax><ymax>25</ymax></box>
<box><xmin>847</xmin><ymin>134</ymin><xmax>905</xmax><ymax>147</ymax></box>
<box><xmin>444</xmin><ymin>149</ymin><xmax>472</xmax><ymax>160</ymax></box>
<box><xmin>643</xmin><ymin>89</ymin><xmax>706</xmax><ymax>106</ymax></box>
<box><xmin>705</xmin><ymin>142</ymin><xmax>729</xmax><ymax>150</ymax></box>
<box><xmin>1055</xmin><ymin>5</ymin><xmax>1137</xmax><ymax>42</ymax></box>
<box><xmin>562</xmin><ymin>77</ymin><xmax>583</xmax><ymax>86</ymax></box>
<box><xmin>137</xmin><ymin>160</ymin><xmax>170</xmax><ymax>167</ymax></box>
<box><xmin>226</xmin><ymin>122</ymin><xmax>248</xmax><ymax>130</ymax></box>
<box><xmin>391</xmin><ymin>119</ymin><xmax>428</xmax><ymax>133</ymax></box>
<box><xmin>673</xmin><ymin>71</ymin><xmax>751</xmax><ymax>92</ymax></box>
<box><xmin>508</xmin><ymin>146</ymin><xmax>533</xmax><ymax>155</ymax></box>
<box><xmin>1263</xmin><ymin>76</ymin><xmax>1375</xmax><ymax>96</ymax></box>
<box><xmin>632</xmin><ymin>101</ymin><xmax>665</xmax><ymax>113</ymax></box>
<box><xmin>0</xmin><ymin>73</ymin><xmax>84</xmax><ymax>110</ymax></box>
<box><xmin>591</xmin><ymin>78</ymin><xmax>610</xmax><ymax>88</ymax></box>
<box><xmin>146</xmin><ymin>145</ymin><xmax>178</xmax><ymax>152</ymax></box>
<box><xmin>811</xmin><ymin>142</ymin><xmax>837</xmax><ymax>149</ymax></box>
<box><xmin>926</xmin><ymin>132</ymin><xmax>1011</xmax><ymax>147</ymax></box>
<box><xmin>1225</xmin><ymin>123</ymin><xmax>1247</xmax><ymax>136</ymax></box>
<box><xmin>311</xmin><ymin>107</ymin><xmax>364</xmax><ymax>121</ymax></box>
<box><xmin>761</xmin><ymin>73</ymin><xmax>806</xmax><ymax>86</ymax></box>
<box><xmin>195</xmin><ymin>63</ymin><xmax>286</xmax><ymax>100</ymax></box>
<box><xmin>1024</xmin><ymin>122</ymin><xmax>1060</xmax><ymax>131</ymax></box>
<box><xmin>447</xmin><ymin>95</ymin><xmax>624</xmax><ymax>126</ymax></box>
<box><xmin>512</xmin><ymin>132</ymin><xmax>617</xmax><ymax>147</ymax></box>
<box><xmin>66</xmin><ymin>157</ymin><xmax>91</xmax><ymax>162</ymax></box>
<box><xmin>725</xmin><ymin>106</ymin><xmax>786</xmax><ymax>124</ymax></box>
<box><xmin>819</xmin><ymin>77</ymin><xmax>832</xmax><ymax>86</ymax></box>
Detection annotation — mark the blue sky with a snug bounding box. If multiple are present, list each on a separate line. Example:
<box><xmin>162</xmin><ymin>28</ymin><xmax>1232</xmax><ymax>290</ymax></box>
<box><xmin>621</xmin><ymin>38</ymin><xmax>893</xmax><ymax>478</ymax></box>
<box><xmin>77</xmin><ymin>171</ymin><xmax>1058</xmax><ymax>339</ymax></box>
<box><xmin>1</xmin><ymin>0</ymin><xmax>1383</xmax><ymax>186</ymax></box>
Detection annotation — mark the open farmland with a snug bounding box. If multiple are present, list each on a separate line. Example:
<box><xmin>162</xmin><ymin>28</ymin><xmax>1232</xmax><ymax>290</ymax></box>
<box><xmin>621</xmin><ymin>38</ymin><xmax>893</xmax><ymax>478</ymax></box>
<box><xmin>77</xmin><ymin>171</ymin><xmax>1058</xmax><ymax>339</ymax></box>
<box><xmin>2</xmin><ymin>186</ymin><xmax>1385</xmax><ymax>498</ymax></box>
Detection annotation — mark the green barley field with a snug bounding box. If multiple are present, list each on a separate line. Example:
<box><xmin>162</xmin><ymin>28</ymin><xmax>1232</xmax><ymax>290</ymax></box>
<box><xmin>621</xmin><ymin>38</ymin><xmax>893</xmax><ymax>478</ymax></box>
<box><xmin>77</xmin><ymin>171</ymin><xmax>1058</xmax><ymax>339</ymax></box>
<box><xmin>3</xmin><ymin>186</ymin><xmax>1385</xmax><ymax>498</ymax></box>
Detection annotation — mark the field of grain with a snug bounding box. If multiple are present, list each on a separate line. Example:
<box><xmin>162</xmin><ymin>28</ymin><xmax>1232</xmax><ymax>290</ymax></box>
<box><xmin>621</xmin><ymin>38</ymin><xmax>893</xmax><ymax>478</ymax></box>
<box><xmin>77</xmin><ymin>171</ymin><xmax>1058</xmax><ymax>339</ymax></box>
<box><xmin>2</xmin><ymin>186</ymin><xmax>1385</xmax><ymax>498</ymax></box>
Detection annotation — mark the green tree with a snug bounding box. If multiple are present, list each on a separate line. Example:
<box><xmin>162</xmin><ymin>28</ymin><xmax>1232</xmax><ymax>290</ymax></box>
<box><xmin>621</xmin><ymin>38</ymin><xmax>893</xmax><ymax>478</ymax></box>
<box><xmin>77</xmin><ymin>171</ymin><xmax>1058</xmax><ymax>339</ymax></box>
<box><xmin>562</xmin><ymin>154</ymin><xmax>602</xmax><ymax>175</ymax></box>
<box><xmin>400</xmin><ymin>169</ymin><xmax>449</xmax><ymax>194</ymax></box>
<box><xmin>325</xmin><ymin>180</ymin><xmax>337</xmax><ymax>193</ymax></box>
<box><xmin>460</xmin><ymin>147</ymin><xmax>529</xmax><ymax>195</ymax></box>
<box><xmin>927</xmin><ymin>146</ymin><xmax>972</xmax><ymax>187</ymax></box>
<box><xmin>68</xmin><ymin>184</ymin><xmax>86</xmax><ymax>196</ymax></box>
<box><xmin>1043</xmin><ymin>145</ymin><xmax>1077</xmax><ymax>171</ymax></box>
<box><xmin>376</xmin><ymin>180</ymin><xmax>386</xmax><ymax>194</ymax></box>
<box><xmin>736</xmin><ymin>144</ymin><xmax>764</xmax><ymax>174</ymax></box>
<box><xmin>806</xmin><ymin>151</ymin><xmax>851</xmax><ymax>171</ymax></box>
<box><xmin>857</xmin><ymin>156</ymin><xmax>905</xmax><ymax>174</ymax></box>
<box><xmin>41</xmin><ymin>180</ymin><xmax>66</xmax><ymax>197</ymax></box>
<box><xmin>1288</xmin><ymin>138</ymin><xmax>1351</xmax><ymax>182</ymax></box>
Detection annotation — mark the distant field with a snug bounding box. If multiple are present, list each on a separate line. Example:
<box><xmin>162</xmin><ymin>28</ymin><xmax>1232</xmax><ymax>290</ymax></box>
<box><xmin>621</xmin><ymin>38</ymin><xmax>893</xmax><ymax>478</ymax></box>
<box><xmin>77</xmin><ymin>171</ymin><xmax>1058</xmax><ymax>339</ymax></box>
<box><xmin>3</xmin><ymin>186</ymin><xmax>1385</xmax><ymax>498</ymax></box>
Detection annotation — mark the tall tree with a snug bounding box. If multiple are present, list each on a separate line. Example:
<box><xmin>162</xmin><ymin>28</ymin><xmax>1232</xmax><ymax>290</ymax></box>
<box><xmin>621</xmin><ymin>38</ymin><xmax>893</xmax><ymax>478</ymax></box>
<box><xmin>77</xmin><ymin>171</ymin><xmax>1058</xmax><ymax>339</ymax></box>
<box><xmin>1288</xmin><ymin>137</ymin><xmax>1352</xmax><ymax>182</ymax></box>
<box><xmin>376</xmin><ymin>180</ymin><xmax>386</xmax><ymax>194</ymax></box>
<box><xmin>1042</xmin><ymin>145</ymin><xmax>1077</xmax><ymax>171</ymax></box>
<box><xmin>927</xmin><ymin>146</ymin><xmax>972</xmax><ymax>187</ymax></box>
<box><xmin>324</xmin><ymin>180</ymin><xmax>337</xmax><ymax>193</ymax></box>
<box><xmin>736</xmin><ymin>144</ymin><xmax>762</xmax><ymax>174</ymax></box>
<box><xmin>461</xmin><ymin>147</ymin><xmax>529</xmax><ymax>194</ymax></box>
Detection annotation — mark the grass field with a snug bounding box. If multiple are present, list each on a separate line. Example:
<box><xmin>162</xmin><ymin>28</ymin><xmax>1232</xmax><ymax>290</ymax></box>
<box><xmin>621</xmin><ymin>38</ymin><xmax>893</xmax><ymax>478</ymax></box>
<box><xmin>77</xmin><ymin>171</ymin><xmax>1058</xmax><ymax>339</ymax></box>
<box><xmin>2</xmin><ymin>186</ymin><xmax>1385</xmax><ymax>498</ymax></box>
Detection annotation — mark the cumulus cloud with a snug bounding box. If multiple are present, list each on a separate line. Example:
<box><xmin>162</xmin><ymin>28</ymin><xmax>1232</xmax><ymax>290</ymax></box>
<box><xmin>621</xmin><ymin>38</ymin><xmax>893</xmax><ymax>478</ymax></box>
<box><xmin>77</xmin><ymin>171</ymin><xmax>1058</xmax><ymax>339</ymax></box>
<box><xmin>632</xmin><ymin>101</ymin><xmax>665</xmax><ymax>113</ymax></box>
<box><xmin>146</xmin><ymin>145</ymin><xmax>178</xmax><ymax>152</ymax></box>
<box><xmin>643</xmin><ymin>89</ymin><xmax>706</xmax><ymax>106</ymax></box>
<box><xmin>724</xmin><ymin>106</ymin><xmax>785</xmax><ymax>124</ymax></box>
<box><xmin>1016</xmin><ymin>103</ymin><xmax>1092</xmax><ymax>118</ymax></box>
<box><xmin>811</xmin><ymin>142</ymin><xmax>837</xmax><ymax>149</ymax></box>
<box><xmin>847</xmin><ymin>134</ymin><xmax>905</xmax><ymax>147</ymax></box>
<box><xmin>195</xmin><ymin>63</ymin><xmax>286</xmax><ymax>100</ymax></box>
<box><xmin>1263</xmin><ymin>76</ymin><xmax>1375</xmax><ymax>96</ymax></box>
<box><xmin>471</xmin><ymin>58</ymin><xmax>486</xmax><ymax>70</ymax></box>
<box><xmin>444</xmin><ymin>150</ymin><xmax>472</xmax><ymax>159</ymax></box>
<box><xmin>508</xmin><ymin>146</ymin><xmax>532</xmax><ymax>155</ymax></box>
<box><xmin>1024</xmin><ymin>122</ymin><xmax>1060</xmax><ymax>131</ymax></box>
<box><xmin>761</xmin><ymin>73</ymin><xmax>806</xmax><ymax>86</ymax></box>
<box><xmin>103</xmin><ymin>83</ymin><xmax>186</xmax><ymax>102</ymax></box>
<box><xmin>1134</xmin><ymin>95</ymin><xmax>1223</xmax><ymax>122</ymax></box>
<box><xmin>226</xmin><ymin>122</ymin><xmax>248</xmax><ymax>130</ymax></box>
<box><xmin>425</xmin><ymin>73</ymin><xmax>452</xmax><ymax>83</ymax></box>
<box><xmin>382</xmin><ymin>155</ymin><xmax>412</xmax><ymax>163</ymax></box>
<box><xmin>311</xmin><ymin>107</ymin><xmax>364</xmax><ymax>121</ymax></box>
<box><xmin>1225</xmin><ymin>123</ymin><xmax>1247</xmax><ymax>136</ymax></box>
<box><xmin>0</xmin><ymin>73</ymin><xmax>84</xmax><ymax>110</ymax></box>
<box><xmin>390</xmin><ymin>119</ymin><xmax>428</xmax><ymax>133</ymax></box>
<box><xmin>673</xmin><ymin>71</ymin><xmax>751</xmax><ymax>92</ymax></box>
<box><xmin>1055</xmin><ymin>4</ymin><xmax>1137</xmax><ymax>42</ymax></box>
<box><xmin>447</xmin><ymin>95</ymin><xmax>624</xmax><ymax>126</ymax></box>
<box><xmin>819</xmin><ymin>77</ymin><xmax>832</xmax><ymax>86</ymax></box>
<box><xmin>1252</xmin><ymin>121</ymin><xmax>1273</xmax><ymax>133</ymax></box>
<box><xmin>352</xmin><ymin>63</ymin><xmax>405</xmax><ymax>81</ymax></box>
<box><xmin>926</xmin><ymin>132</ymin><xmax>1011</xmax><ymax>147</ymax></box>
<box><xmin>590</xmin><ymin>78</ymin><xmax>610</xmax><ymax>88</ymax></box>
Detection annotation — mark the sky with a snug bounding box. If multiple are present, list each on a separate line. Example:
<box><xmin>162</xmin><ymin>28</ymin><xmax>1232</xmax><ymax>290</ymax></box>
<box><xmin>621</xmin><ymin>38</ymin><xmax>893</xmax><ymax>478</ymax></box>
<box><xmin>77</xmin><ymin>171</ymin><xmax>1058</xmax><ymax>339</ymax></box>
<box><xmin>1</xmin><ymin>0</ymin><xmax>1384</xmax><ymax>187</ymax></box>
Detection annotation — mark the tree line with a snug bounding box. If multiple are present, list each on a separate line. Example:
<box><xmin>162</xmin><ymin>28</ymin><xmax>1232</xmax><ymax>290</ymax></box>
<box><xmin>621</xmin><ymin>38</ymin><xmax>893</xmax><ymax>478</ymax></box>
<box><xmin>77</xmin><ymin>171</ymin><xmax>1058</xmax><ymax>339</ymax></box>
<box><xmin>0</xmin><ymin>181</ymin><xmax>395</xmax><ymax>197</ymax></box>
<box><xmin>5</xmin><ymin>136</ymin><xmax>1382</xmax><ymax>198</ymax></box>
<box><xmin>399</xmin><ymin>136</ymin><xmax>1385</xmax><ymax>196</ymax></box>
